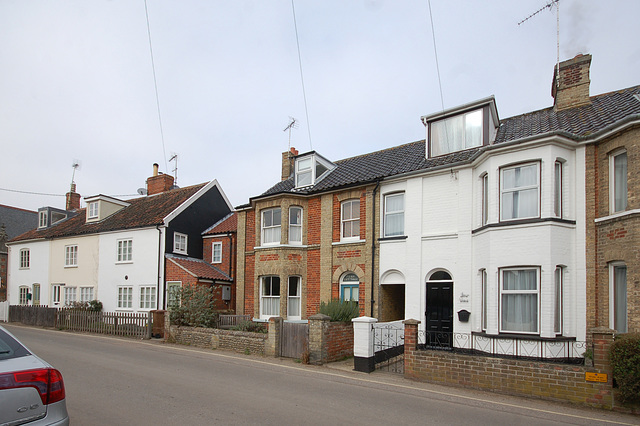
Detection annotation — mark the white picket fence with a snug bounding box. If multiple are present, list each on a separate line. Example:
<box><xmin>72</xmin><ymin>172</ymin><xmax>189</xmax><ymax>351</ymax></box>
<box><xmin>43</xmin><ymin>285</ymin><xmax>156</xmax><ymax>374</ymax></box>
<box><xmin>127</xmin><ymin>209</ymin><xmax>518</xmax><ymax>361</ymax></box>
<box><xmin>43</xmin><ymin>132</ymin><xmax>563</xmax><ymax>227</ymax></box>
<box><xmin>0</xmin><ymin>301</ymin><xmax>9</xmax><ymax>322</ymax></box>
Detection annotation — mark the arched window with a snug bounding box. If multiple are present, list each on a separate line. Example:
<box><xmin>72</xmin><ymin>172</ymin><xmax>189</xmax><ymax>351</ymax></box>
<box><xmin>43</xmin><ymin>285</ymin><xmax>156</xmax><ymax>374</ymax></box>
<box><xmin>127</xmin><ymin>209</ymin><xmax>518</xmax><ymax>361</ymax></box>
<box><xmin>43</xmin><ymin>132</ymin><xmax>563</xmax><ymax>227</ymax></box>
<box><xmin>340</xmin><ymin>273</ymin><xmax>359</xmax><ymax>303</ymax></box>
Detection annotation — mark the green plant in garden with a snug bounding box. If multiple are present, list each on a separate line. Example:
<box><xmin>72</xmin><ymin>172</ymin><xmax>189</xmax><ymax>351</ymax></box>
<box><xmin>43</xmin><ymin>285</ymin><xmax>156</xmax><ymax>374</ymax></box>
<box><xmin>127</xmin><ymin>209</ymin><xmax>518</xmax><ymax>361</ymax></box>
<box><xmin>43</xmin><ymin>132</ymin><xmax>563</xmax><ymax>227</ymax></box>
<box><xmin>319</xmin><ymin>299</ymin><xmax>359</xmax><ymax>322</ymax></box>
<box><xmin>610</xmin><ymin>333</ymin><xmax>640</xmax><ymax>403</ymax></box>
<box><xmin>67</xmin><ymin>300</ymin><xmax>103</xmax><ymax>311</ymax></box>
<box><xmin>170</xmin><ymin>285</ymin><xmax>219</xmax><ymax>328</ymax></box>
<box><xmin>231</xmin><ymin>320</ymin><xmax>267</xmax><ymax>333</ymax></box>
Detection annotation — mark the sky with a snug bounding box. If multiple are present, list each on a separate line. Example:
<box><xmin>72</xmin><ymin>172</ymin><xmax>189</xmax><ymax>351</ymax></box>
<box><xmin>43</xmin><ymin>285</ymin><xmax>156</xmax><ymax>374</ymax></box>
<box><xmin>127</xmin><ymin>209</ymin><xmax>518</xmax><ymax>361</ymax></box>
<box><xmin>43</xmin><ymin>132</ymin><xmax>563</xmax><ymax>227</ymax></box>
<box><xmin>1</xmin><ymin>0</ymin><xmax>639</xmax><ymax>212</ymax></box>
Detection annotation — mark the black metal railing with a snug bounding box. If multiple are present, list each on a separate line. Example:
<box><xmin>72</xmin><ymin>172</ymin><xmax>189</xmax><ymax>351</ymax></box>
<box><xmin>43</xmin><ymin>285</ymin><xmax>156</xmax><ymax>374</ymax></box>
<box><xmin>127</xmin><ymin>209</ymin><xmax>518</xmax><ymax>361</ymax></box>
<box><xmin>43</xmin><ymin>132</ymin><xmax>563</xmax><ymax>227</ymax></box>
<box><xmin>417</xmin><ymin>330</ymin><xmax>587</xmax><ymax>364</ymax></box>
<box><xmin>373</xmin><ymin>322</ymin><xmax>405</xmax><ymax>373</ymax></box>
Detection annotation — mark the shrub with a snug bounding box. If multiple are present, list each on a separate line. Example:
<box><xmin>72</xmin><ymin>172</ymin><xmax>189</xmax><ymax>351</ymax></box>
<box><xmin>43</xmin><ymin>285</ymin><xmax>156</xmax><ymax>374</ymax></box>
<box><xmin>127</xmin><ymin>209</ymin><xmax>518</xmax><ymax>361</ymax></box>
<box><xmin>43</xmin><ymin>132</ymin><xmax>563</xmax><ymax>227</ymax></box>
<box><xmin>170</xmin><ymin>285</ymin><xmax>219</xmax><ymax>328</ymax></box>
<box><xmin>610</xmin><ymin>333</ymin><xmax>640</xmax><ymax>403</ymax></box>
<box><xmin>67</xmin><ymin>300</ymin><xmax>102</xmax><ymax>311</ymax></box>
<box><xmin>231</xmin><ymin>320</ymin><xmax>267</xmax><ymax>333</ymax></box>
<box><xmin>319</xmin><ymin>299</ymin><xmax>359</xmax><ymax>322</ymax></box>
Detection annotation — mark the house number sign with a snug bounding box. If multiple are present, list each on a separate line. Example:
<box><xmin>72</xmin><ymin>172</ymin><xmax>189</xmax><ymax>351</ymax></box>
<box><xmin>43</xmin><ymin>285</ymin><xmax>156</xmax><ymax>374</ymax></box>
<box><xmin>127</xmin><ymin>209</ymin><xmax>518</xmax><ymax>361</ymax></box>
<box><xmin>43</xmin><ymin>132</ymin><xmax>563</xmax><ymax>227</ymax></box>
<box><xmin>585</xmin><ymin>372</ymin><xmax>607</xmax><ymax>383</ymax></box>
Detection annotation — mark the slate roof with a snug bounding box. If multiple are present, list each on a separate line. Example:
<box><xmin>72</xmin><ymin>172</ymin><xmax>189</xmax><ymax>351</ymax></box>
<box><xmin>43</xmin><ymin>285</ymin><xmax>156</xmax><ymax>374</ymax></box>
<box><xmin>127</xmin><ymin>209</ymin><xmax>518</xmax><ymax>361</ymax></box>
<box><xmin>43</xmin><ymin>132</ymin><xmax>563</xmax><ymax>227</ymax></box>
<box><xmin>0</xmin><ymin>204</ymin><xmax>38</xmax><ymax>240</ymax></box>
<box><xmin>10</xmin><ymin>183</ymin><xmax>206</xmax><ymax>242</ymax></box>
<box><xmin>256</xmin><ymin>85</ymin><xmax>640</xmax><ymax>201</ymax></box>
<box><xmin>166</xmin><ymin>254</ymin><xmax>231</xmax><ymax>281</ymax></box>
<box><xmin>203</xmin><ymin>212</ymin><xmax>237</xmax><ymax>236</ymax></box>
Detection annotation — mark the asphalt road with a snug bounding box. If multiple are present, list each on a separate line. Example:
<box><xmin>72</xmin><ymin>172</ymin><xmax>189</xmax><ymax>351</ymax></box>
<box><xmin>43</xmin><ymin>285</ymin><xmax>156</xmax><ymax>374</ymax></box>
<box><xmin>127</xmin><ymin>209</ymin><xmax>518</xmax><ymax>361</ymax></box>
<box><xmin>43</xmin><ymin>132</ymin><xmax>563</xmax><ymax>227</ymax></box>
<box><xmin>3</xmin><ymin>324</ymin><xmax>639</xmax><ymax>426</ymax></box>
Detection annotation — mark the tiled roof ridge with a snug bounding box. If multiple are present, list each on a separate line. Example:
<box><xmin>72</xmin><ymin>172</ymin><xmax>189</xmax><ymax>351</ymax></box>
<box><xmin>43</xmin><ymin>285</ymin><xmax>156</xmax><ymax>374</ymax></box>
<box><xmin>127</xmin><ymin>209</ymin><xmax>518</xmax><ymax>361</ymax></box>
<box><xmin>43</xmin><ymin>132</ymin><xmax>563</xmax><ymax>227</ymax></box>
<box><xmin>203</xmin><ymin>211</ymin><xmax>236</xmax><ymax>235</ymax></box>
<box><xmin>166</xmin><ymin>253</ymin><xmax>232</xmax><ymax>281</ymax></box>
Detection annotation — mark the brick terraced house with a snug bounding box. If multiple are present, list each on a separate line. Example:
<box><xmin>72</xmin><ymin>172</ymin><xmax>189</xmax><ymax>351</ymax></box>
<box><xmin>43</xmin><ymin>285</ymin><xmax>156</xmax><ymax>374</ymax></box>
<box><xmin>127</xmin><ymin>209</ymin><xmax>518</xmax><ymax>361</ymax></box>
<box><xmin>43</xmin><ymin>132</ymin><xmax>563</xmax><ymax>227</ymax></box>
<box><xmin>165</xmin><ymin>212</ymin><xmax>237</xmax><ymax>312</ymax></box>
<box><xmin>7</xmin><ymin>165</ymin><xmax>232</xmax><ymax>313</ymax></box>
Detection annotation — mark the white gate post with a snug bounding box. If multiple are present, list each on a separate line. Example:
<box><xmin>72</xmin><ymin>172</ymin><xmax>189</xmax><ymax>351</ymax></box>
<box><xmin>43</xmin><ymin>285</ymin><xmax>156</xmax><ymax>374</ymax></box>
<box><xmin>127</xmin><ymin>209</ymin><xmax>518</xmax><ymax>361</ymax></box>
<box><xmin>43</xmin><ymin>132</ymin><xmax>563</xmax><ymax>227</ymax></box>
<box><xmin>352</xmin><ymin>316</ymin><xmax>378</xmax><ymax>373</ymax></box>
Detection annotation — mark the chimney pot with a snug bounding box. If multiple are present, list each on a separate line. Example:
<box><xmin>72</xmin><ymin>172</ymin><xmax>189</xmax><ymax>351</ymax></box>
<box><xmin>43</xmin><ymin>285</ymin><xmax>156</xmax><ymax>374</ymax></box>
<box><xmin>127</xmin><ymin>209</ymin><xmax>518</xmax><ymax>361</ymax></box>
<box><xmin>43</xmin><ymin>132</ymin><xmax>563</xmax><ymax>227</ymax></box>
<box><xmin>153</xmin><ymin>163</ymin><xmax>159</xmax><ymax>177</ymax></box>
<box><xmin>552</xmin><ymin>53</ymin><xmax>592</xmax><ymax>111</ymax></box>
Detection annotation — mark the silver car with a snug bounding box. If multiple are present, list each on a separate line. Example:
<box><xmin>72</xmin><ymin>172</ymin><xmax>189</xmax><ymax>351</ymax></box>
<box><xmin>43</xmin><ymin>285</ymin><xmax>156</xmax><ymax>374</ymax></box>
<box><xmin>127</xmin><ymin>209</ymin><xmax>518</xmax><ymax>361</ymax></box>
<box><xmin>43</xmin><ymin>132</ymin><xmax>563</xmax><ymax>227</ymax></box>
<box><xmin>0</xmin><ymin>325</ymin><xmax>69</xmax><ymax>425</ymax></box>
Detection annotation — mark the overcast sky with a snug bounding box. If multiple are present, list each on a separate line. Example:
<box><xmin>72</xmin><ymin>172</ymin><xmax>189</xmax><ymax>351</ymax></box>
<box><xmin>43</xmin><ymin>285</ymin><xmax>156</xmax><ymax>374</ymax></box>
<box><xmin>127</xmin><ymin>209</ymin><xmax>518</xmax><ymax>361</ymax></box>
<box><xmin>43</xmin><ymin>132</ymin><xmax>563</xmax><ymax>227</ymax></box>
<box><xmin>1</xmin><ymin>0</ymin><xmax>639</xmax><ymax>212</ymax></box>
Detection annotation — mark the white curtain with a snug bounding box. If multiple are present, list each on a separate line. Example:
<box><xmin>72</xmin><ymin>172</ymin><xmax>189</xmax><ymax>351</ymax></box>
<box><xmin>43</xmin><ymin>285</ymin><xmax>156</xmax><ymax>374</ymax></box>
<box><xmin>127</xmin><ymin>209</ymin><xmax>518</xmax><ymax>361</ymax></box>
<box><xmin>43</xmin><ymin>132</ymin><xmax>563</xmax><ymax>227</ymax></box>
<box><xmin>502</xmin><ymin>269</ymin><xmax>538</xmax><ymax>333</ymax></box>
<box><xmin>502</xmin><ymin>165</ymin><xmax>538</xmax><ymax>220</ymax></box>
<box><xmin>614</xmin><ymin>266</ymin><xmax>627</xmax><ymax>332</ymax></box>
<box><xmin>385</xmin><ymin>194</ymin><xmax>404</xmax><ymax>236</ymax></box>
<box><xmin>614</xmin><ymin>153</ymin><xmax>627</xmax><ymax>211</ymax></box>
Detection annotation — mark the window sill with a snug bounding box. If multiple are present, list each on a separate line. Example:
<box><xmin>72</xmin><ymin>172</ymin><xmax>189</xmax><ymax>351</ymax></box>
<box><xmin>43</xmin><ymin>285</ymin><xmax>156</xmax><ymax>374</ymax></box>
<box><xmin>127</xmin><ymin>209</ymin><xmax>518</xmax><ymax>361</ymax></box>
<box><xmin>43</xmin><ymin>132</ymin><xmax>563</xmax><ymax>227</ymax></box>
<box><xmin>378</xmin><ymin>235</ymin><xmax>408</xmax><ymax>242</ymax></box>
<box><xmin>595</xmin><ymin>208</ymin><xmax>640</xmax><ymax>223</ymax></box>
<box><xmin>254</xmin><ymin>244</ymin><xmax>308</xmax><ymax>250</ymax></box>
<box><xmin>472</xmin><ymin>217</ymin><xmax>576</xmax><ymax>234</ymax></box>
<box><xmin>472</xmin><ymin>331</ymin><xmax>576</xmax><ymax>342</ymax></box>
<box><xmin>64</xmin><ymin>265</ymin><xmax>78</xmax><ymax>269</ymax></box>
<box><xmin>116</xmin><ymin>261</ymin><xmax>133</xmax><ymax>265</ymax></box>
<box><xmin>333</xmin><ymin>239</ymin><xmax>366</xmax><ymax>246</ymax></box>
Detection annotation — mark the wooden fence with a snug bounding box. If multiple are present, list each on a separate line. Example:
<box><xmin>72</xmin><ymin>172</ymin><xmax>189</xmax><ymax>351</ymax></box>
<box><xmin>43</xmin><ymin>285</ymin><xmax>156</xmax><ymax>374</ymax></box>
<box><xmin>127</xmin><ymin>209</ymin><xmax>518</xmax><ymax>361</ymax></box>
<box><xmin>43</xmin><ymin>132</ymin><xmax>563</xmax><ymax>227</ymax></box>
<box><xmin>219</xmin><ymin>314</ymin><xmax>250</xmax><ymax>329</ymax></box>
<box><xmin>9</xmin><ymin>305</ymin><xmax>152</xmax><ymax>339</ymax></box>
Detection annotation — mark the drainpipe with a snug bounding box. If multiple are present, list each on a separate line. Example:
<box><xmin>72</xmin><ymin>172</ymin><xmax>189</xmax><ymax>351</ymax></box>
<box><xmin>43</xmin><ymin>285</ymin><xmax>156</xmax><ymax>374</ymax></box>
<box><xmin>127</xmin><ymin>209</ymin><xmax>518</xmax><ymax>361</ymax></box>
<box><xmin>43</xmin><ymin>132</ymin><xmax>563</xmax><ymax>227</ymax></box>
<box><xmin>370</xmin><ymin>180</ymin><xmax>381</xmax><ymax>318</ymax></box>
<box><xmin>156</xmin><ymin>225</ymin><xmax>163</xmax><ymax>310</ymax></box>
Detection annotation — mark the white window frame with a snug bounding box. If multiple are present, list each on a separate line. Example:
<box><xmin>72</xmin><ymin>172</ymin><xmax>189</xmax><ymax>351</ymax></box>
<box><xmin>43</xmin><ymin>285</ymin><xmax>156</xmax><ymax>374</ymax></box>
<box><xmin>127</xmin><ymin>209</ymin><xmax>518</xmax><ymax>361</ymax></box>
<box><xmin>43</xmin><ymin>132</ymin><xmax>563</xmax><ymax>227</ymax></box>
<box><xmin>341</xmin><ymin>199</ymin><xmax>360</xmax><ymax>241</ymax></box>
<box><xmin>261</xmin><ymin>208</ymin><xmax>281</xmax><ymax>246</ymax></box>
<box><xmin>499</xmin><ymin>267</ymin><xmax>540</xmax><ymax>334</ymax></box>
<box><xmin>480</xmin><ymin>269</ymin><xmax>487</xmax><ymax>332</ymax></box>
<box><xmin>64</xmin><ymin>286</ymin><xmax>77</xmax><ymax>306</ymax></box>
<box><xmin>118</xmin><ymin>286</ymin><xmax>133</xmax><ymax>309</ymax></box>
<box><xmin>260</xmin><ymin>276</ymin><xmax>280</xmax><ymax>319</ymax></box>
<box><xmin>383</xmin><ymin>193</ymin><xmax>405</xmax><ymax>237</ymax></box>
<box><xmin>481</xmin><ymin>173</ymin><xmax>489</xmax><ymax>226</ymax></box>
<box><xmin>287</xmin><ymin>276</ymin><xmax>301</xmax><ymax>320</ymax></box>
<box><xmin>117</xmin><ymin>239</ymin><xmax>133</xmax><ymax>263</ymax></box>
<box><xmin>19</xmin><ymin>286</ymin><xmax>29</xmax><ymax>305</ymax></box>
<box><xmin>554</xmin><ymin>161</ymin><xmax>563</xmax><ymax>218</ymax></box>
<box><xmin>32</xmin><ymin>284</ymin><xmax>40</xmax><ymax>305</ymax></box>
<box><xmin>610</xmin><ymin>150</ymin><xmax>627</xmax><ymax>213</ymax></box>
<box><xmin>19</xmin><ymin>248</ymin><xmax>30</xmax><ymax>269</ymax></box>
<box><xmin>88</xmin><ymin>202</ymin><xmax>99</xmax><ymax>219</ymax></box>
<box><xmin>139</xmin><ymin>286</ymin><xmax>157</xmax><ymax>310</ymax></box>
<box><xmin>294</xmin><ymin>154</ymin><xmax>334</xmax><ymax>188</ymax></box>
<box><xmin>65</xmin><ymin>245</ymin><xmax>78</xmax><ymax>267</ymax></box>
<box><xmin>212</xmin><ymin>242</ymin><xmax>222</xmax><ymax>263</ymax></box>
<box><xmin>52</xmin><ymin>284</ymin><xmax>63</xmax><ymax>306</ymax></box>
<box><xmin>174</xmin><ymin>233</ymin><xmax>188</xmax><ymax>255</ymax></box>
<box><xmin>609</xmin><ymin>262</ymin><xmax>627</xmax><ymax>333</ymax></box>
<box><xmin>38</xmin><ymin>211</ymin><xmax>47</xmax><ymax>228</ymax></box>
<box><xmin>500</xmin><ymin>162</ymin><xmax>540</xmax><ymax>221</ymax></box>
<box><xmin>80</xmin><ymin>287</ymin><xmax>94</xmax><ymax>303</ymax></box>
<box><xmin>554</xmin><ymin>266</ymin><xmax>564</xmax><ymax>335</ymax></box>
<box><xmin>288</xmin><ymin>206</ymin><xmax>303</xmax><ymax>245</ymax></box>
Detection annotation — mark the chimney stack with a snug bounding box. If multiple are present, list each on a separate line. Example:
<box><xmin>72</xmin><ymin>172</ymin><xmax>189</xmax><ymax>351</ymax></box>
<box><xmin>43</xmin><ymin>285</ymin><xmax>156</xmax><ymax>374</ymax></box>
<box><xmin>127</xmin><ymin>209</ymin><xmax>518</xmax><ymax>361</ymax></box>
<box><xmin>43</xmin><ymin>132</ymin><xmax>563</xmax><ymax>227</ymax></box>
<box><xmin>281</xmin><ymin>147</ymin><xmax>299</xmax><ymax>181</ymax></box>
<box><xmin>552</xmin><ymin>53</ymin><xmax>592</xmax><ymax>111</ymax></box>
<box><xmin>66</xmin><ymin>183</ymin><xmax>81</xmax><ymax>211</ymax></box>
<box><xmin>146</xmin><ymin>163</ymin><xmax>175</xmax><ymax>195</ymax></box>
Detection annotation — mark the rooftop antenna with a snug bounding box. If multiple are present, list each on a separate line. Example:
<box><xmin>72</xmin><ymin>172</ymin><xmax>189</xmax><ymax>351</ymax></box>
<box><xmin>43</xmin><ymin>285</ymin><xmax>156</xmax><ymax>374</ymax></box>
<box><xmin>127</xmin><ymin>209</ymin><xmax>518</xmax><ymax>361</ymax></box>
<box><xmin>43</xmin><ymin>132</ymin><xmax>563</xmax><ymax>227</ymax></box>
<box><xmin>283</xmin><ymin>117</ymin><xmax>299</xmax><ymax>150</ymax></box>
<box><xmin>70</xmin><ymin>160</ymin><xmax>81</xmax><ymax>191</ymax></box>
<box><xmin>168</xmin><ymin>153</ymin><xmax>178</xmax><ymax>185</ymax></box>
<box><xmin>518</xmin><ymin>0</ymin><xmax>560</xmax><ymax>88</ymax></box>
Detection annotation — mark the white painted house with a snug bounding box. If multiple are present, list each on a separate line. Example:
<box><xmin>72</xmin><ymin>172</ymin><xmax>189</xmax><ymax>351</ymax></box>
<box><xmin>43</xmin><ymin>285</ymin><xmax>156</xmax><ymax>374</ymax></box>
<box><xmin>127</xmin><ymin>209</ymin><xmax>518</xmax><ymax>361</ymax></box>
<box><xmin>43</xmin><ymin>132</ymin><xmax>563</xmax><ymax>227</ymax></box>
<box><xmin>8</xmin><ymin>168</ymin><xmax>232</xmax><ymax>313</ymax></box>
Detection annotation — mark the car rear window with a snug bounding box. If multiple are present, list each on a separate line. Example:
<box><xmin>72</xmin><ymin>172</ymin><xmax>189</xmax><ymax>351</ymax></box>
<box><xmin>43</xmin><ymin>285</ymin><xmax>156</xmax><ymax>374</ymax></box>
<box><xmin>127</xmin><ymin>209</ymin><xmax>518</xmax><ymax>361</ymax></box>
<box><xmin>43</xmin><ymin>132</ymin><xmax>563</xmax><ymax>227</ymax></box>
<box><xmin>0</xmin><ymin>328</ymin><xmax>31</xmax><ymax>360</ymax></box>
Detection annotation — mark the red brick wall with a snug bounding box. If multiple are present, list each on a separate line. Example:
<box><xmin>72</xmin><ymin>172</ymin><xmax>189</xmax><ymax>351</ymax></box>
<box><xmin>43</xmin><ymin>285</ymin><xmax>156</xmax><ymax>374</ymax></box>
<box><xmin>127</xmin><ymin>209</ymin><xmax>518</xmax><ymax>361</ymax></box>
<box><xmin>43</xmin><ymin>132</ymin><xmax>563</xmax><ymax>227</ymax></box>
<box><xmin>203</xmin><ymin>235</ymin><xmax>235</xmax><ymax>278</ymax></box>
<box><xmin>308</xmin><ymin>197</ymin><xmax>321</xmax><ymax>245</ymax></box>
<box><xmin>325</xmin><ymin>322</ymin><xmax>354</xmax><ymax>362</ymax></box>
<box><xmin>165</xmin><ymin>260</ymin><xmax>233</xmax><ymax>312</ymax></box>
<box><xmin>404</xmin><ymin>322</ymin><xmax>616</xmax><ymax>409</ymax></box>
<box><xmin>307</xmin><ymin>249</ymin><xmax>320</xmax><ymax>317</ymax></box>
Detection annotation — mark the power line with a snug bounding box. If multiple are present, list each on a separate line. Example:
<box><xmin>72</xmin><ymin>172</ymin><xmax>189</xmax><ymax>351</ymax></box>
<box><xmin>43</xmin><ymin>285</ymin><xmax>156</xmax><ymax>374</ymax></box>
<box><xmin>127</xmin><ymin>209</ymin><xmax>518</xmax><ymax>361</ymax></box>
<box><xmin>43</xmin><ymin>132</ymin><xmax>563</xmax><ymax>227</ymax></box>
<box><xmin>144</xmin><ymin>0</ymin><xmax>168</xmax><ymax>173</ymax></box>
<box><xmin>428</xmin><ymin>0</ymin><xmax>445</xmax><ymax>111</ymax></box>
<box><xmin>0</xmin><ymin>187</ymin><xmax>138</xmax><ymax>198</ymax></box>
<box><xmin>291</xmin><ymin>0</ymin><xmax>313</xmax><ymax>150</ymax></box>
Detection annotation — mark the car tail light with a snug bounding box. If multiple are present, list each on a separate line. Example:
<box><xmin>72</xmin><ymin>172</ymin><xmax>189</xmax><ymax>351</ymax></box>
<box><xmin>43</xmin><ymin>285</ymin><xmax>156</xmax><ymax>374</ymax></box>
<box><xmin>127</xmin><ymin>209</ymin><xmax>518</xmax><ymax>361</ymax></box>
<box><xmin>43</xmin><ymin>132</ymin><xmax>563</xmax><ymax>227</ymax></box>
<box><xmin>0</xmin><ymin>368</ymin><xmax>66</xmax><ymax>404</ymax></box>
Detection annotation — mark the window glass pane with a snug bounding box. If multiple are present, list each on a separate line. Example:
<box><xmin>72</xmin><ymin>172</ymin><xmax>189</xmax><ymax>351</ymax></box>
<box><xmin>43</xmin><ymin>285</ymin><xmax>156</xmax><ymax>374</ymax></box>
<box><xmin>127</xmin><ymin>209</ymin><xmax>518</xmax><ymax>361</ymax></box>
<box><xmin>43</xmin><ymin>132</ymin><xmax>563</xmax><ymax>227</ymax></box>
<box><xmin>464</xmin><ymin>110</ymin><xmax>482</xmax><ymax>148</ymax></box>
<box><xmin>298</xmin><ymin>158</ymin><xmax>311</xmax><ymax>170</ymax></box>
<box><xmin>554</xmin><ymin>268</ymin><xmax>562</xmax><ymax>334</ymax></box>
<box><xmin>554</xmin><ymin>162</ymin><xmax>562</xmax><ymax>217</ymax></box>
<box><xmin>316</xmin><ymin>162</ymin><xmax>328</xmax><ymax>179</ymax></box>
<box><xmin>614</xmin><ymin>153</ymin><xmax>628</xmax><ymax>212</ymax></box>
<box><xmin>614</xmin><ymin>265</ymin><xmax>627</xmax><ymax>332</ymax></box>
<box><xmin>503</xmin><ymin>269</ymin><xmax>537</xmax><ymax>291</ymax></box>
<box><xmin>501</xmin><ymin>293</ymin><xmax>537</xmax><ymax>332</ymax></box>
<box><xmin>297</xmin><ymin>171</ymin><xmax>312</xmax><ymax>186</ymax></box>
<box><xmin>342</xmin><ymin>273</ymin><xmax>359</xmax><ymax>282</ymax></box>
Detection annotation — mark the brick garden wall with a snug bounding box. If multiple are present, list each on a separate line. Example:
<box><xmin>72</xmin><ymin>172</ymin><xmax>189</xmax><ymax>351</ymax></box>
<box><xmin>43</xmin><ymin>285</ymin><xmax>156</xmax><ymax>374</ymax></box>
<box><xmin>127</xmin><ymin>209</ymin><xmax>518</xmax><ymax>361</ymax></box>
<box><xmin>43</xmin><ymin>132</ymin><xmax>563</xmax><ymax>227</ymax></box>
<box><xmin>325</xmin><ymin>322</ymin><xmax>354</xmax><ymax>362</ymax></box>
<box><xmin>404</xmin><ymin>321</ymin><xmax>616</xmax><ymax>409</ymax></box>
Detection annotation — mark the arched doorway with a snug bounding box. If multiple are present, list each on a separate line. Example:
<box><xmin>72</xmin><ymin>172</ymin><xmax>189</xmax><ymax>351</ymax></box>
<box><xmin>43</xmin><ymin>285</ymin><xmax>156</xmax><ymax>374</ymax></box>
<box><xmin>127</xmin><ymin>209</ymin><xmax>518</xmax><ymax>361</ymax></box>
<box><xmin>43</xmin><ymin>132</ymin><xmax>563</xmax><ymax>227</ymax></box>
<box><xmin>425</xmin><ymin>270</ymin><xmax>453</xmax><ymax>347</ymax></box>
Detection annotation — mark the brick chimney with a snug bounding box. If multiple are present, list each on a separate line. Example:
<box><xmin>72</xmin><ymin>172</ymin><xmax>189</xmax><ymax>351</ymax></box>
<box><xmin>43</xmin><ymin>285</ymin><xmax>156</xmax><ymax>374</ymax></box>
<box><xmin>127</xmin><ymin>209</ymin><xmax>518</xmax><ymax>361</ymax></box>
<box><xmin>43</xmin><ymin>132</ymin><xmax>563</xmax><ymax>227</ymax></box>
<box><xmin>552</xmin><ymin>53</ymin><xmax>592</xmax><ymax>111</ymax></box>
<box><xmin>146</xmin><ymin>163</ymin><xmax>175</xmax><ymax>195</ymax></box>
<box><xmin>66</xmin><ymin>183</ymin><xmax>81</xmax><ymax>211</ymax></box>
<box><xmin>281</xmin><ymin>147</ymin><xmax>299</xmax><ymax>181</ymax></box>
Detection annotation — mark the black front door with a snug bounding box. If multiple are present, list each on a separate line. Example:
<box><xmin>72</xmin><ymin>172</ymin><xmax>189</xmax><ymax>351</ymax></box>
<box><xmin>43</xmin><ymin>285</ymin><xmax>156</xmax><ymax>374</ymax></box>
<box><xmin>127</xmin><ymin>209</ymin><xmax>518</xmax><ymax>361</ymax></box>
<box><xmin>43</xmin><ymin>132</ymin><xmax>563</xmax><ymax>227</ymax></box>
<box><xmin>425</xmin><ymin>280</ymin><xmax>453</xmax><ymax>347</ymax></box>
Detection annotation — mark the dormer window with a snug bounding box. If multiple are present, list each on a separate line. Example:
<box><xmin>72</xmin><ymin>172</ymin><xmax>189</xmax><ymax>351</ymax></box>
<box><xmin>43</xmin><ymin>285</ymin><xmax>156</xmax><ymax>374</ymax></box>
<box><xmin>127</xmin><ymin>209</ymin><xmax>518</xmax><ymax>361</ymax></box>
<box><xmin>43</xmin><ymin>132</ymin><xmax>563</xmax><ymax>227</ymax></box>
<box><xmin>88</xmin><ymin>202</ymin><xmax>98</xmax><ymax>219</ymax></box>
<box><xmin>294</xmin><ymin>152</ymin><xmax>335</xmax><ymax>188</ymax></box>
<box><xmin>38</xmin><ymin>211</ymin><xmax>48</xmax><ymax>228</ymax></box>
<box><xmin>423</xmin><ymin>97</ymin><xmax>499</xmax><ymax>158</ymax></box>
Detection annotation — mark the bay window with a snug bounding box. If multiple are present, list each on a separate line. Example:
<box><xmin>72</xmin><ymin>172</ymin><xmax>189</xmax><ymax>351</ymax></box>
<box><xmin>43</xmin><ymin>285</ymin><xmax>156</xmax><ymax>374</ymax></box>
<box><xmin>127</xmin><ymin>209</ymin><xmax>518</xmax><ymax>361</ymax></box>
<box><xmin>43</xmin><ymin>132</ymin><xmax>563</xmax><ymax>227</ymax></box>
<box><xmin>287</xmin><ymin>276</ymin><xmax>301</xmax><ymax>320</ymax></box>
<box><xmin>500</xmin><ymin>268</ymin><xmax>539</xmax><ymax>333</ymax></box>
<box><xmin>260</xmin><ymin>276</ymin><xmax>280</xmax><ymax>318</ymax></box>
<box><xmin>261</xmin><ymin>208</ymin><xmax>281</xmax><ymax>245</ymax></box>
<box><xmin>289</xmin><ymin>207</ymin><xmax>302</xmax><ymax>245</ymax></box>
<box><xmin>554</xmin><ymin>267</ymin><xmax>563</xmax><ymax>335</ymax></box>
<box><xmin>610</xmin><ymin>263</ymin><xmax>627</xmax><ymax>333</ymax></box>
<box><xmin>500</xmin><ymin>163</ymin><xmax>539</xmax><ymax>221</ymax></box>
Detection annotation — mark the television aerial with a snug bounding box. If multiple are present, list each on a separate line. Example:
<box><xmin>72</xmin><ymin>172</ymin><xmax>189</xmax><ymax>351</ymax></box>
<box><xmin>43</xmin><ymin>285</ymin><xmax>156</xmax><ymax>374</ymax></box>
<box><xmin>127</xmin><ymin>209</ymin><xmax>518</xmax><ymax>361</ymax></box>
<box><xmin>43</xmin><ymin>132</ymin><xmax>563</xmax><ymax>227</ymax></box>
<box><xmin>70</xmin><ymin>159</ymin><xmax>82</xmax><ymax>191</ymax></box>
<box><xmin>283</xmin><ymin>117</ymin><xmax>299</xmax><ymax>150</ymax></box>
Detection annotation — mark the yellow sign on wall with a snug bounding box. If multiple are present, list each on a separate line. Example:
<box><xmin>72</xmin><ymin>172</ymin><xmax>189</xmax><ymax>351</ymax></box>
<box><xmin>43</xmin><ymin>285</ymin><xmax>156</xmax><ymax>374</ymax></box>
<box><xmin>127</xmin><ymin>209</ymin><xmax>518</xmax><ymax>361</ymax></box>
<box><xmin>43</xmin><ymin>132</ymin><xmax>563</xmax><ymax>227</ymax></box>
<box><xmin>585</xmin><ymin>372</ymin><xmax>608</xmax><ymax>383</ymax></box>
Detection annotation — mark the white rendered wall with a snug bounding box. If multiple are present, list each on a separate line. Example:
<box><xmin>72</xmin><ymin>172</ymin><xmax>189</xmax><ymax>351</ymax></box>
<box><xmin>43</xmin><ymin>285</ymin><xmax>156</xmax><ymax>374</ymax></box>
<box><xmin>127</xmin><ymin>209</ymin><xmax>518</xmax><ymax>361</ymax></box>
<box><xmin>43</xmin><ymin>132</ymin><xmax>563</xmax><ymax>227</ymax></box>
<box><xmin>49</xmin><ymin>235</ymin><xmax>99</xmax><ymax>306</ymax></box>
<box><xmin>7</xmin><ymin>240</ymin><xmax>50</xmax><ymax>305</ymax></box>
